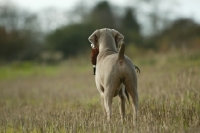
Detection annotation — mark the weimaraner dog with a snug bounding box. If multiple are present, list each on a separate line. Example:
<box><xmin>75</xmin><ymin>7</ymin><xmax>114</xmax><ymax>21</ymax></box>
<box><xmin>88</xmin><ymin>28</ymin><xmax>138</xmax><ymax>126</ymax></box>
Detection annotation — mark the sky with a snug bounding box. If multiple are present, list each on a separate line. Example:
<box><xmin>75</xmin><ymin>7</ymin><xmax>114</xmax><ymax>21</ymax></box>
<box><xmin>1</xmin><ymin>0</ymin><xmax>127</xmax><ymax>11</ymax></box>
<box><xmin>1</xmin><ymin>0</ymin><xmax>200</xmax><ymax>33</ymax></box>
<box><xmin>1</xmin><ymin>0</ymin><xmax>200</xmax><ymax>22</ymax></box>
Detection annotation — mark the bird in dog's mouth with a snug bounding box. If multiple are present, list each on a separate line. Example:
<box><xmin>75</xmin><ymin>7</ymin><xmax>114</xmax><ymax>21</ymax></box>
<box><xmin>90</xmin><ymin>44</ymin><xmax>99</xmax><ymax>75</ymax></box>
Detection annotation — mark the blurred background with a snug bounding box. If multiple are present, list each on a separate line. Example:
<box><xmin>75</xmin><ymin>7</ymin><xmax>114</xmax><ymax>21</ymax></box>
<box><xmin>0</xmin><ymin>0</ymin><xmax>199</xmax><ymax>63</ymax></box>
<box><xmin>0</xmin><ymin>1</ymin><xmax>200</xmax><ymax>132</ymax></box>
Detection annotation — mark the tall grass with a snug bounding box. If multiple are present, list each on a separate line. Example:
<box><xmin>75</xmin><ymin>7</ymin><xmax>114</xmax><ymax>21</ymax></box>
<box><xmin>0</xmin><ymin>49</ymin><xmax>199</xmax><ymax>132</ymax></box>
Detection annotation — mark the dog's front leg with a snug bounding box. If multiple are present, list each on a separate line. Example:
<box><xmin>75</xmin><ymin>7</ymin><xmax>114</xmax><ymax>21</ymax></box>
<box><xmin>104</xmin><ymin>91</ymin><xmax>113</xmax><ymax>122</ymax></box>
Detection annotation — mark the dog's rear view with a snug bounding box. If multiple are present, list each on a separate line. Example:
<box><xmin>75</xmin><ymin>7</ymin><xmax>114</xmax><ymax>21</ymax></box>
<box><xmin>88</xmin><ymin>28</ymin><xmax>138</xmax><ymax>126</ymax></box>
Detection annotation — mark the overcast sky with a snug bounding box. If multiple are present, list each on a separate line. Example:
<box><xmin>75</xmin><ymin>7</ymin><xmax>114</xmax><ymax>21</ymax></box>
<box><xmin>1</xmin><ymin>0</ymin><xmax>126</xmax><ymax>11</ymax></box>
<box><xmin>1</xmin><ymin>0</ymin><xmax>200</xmax><ymax>22</ymax></box>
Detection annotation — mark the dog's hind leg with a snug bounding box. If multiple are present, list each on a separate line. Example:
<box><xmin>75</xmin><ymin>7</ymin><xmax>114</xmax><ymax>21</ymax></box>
<box><xmin>124</xmin><ymin>79</ymin><xmax>138</xmax><ymax>127</ymax></box>
<box><xmin>118</xmin><ymin>87</ymin><xmax>126</xmax><ymax>124</ymax></box>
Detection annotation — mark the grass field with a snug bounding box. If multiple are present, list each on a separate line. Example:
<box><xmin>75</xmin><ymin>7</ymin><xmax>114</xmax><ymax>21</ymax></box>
<box><xmin>0</xmin><ymin>48</ymin><xmax>200</xmax><ymax>133</ymax></box>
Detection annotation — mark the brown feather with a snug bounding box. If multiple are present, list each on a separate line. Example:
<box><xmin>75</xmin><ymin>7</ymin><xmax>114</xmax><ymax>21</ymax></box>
<box><xmin>91</xmin><ymin>48</ymin><xmax>99</xmax><ymax>65</ymax></box>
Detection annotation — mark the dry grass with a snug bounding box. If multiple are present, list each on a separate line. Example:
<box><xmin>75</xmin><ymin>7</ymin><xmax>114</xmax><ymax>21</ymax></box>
<box><xmin>0</xmin><ymin>49</ymin><xmax>200</xmax><ymax>133</ymax></box>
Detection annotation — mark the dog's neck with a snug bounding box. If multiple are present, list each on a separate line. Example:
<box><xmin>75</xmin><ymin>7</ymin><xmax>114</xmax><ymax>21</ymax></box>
<box><xmin>99</xmin><ymin>32</ymin><xmax>118</xmax><ymax>53</ymax></box>
<box><xmin>97</xmin><ymin>49</ymin><xmax>116</xmax><ymax>62</ymax></box>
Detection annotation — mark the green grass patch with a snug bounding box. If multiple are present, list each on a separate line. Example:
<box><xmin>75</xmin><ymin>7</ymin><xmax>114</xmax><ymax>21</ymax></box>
<box><xmin>0</xmin><ymin>61</ymin><xmax>61</xmax><ymax>80</ymax></box>
<box><xmin>138</xmin><ymin>58</ymin><xmax>157</xmax><ymax>66</ymax></box>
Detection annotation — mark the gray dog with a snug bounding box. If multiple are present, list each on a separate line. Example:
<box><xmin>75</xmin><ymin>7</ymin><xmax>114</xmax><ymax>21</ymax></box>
<box><xmin>88</xmin><ymin>28</ymin><xmax>138</xmax><ymax>126</ymax></box>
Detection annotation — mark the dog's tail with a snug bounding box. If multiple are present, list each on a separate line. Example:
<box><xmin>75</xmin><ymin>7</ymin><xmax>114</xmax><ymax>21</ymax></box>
<box><xmin>118</xmin><ymin>42</ymin><xmax>125</xmax><ymax>60</ymax></box>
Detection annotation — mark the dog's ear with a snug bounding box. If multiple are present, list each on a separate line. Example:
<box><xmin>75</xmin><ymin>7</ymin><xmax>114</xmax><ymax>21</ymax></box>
<box><xmin>112</xmin><ymin>29</ymin><xmax>124</xmax><ymax>48</ymax></box>
<box><xmin>88</xmin><ymin>30</ymin><xmax>99</xmax><ymax>48</ymax></box>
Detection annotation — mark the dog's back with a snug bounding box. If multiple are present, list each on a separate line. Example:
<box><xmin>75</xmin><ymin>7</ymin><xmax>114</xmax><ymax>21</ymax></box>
<box><xmin>96</xmin><ymin>42</ymin><xmax>137</xmax><ymax>87</ymax></box>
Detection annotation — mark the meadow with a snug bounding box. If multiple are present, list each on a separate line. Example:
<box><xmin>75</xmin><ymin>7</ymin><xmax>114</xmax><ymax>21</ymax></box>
<box><xmin>0</xmin><ymin>48</ymin><xmax>200</xmax><ymax>133</ymax></box>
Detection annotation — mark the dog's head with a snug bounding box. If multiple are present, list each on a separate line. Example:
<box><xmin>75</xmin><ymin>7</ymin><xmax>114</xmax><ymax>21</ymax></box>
<box><xmin>88</xmin><ymin>28</ymin><xmax>124</xmax><ymax>50</ymax></box>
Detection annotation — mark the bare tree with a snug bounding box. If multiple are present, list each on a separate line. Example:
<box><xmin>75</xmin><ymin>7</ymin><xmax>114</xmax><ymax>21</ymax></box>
<box><xmin>128</xmin><ymin>0</ymin><xmax>178</xmax><ymax>36</ymax></box>
<box><xmin>0</xmin><ymin>2</ymin><xmax>42</xmax><ymax>61</ymax></box>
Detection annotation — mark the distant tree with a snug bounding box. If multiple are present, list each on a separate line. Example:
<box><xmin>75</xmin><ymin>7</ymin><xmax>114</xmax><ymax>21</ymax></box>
<box><xmin>128</xmin><ymin>0</ymin><xmax>177</xmax><ymax>36</ymax></box>
<box><xmin>46</xmin><ymin>24</ymin><xmax>93</xmax><ymax>57</ymax></box>
<box><xmin>0</xmin><ymin>3</ymin><xmax>42</xmax><ymax>61</ymax></box>
<box><xmin>88</xmin><ymin>1</ymin><xmax>116</xmax><ymax>29</ymax></box>
<box><xmin>121</xmin><ymin>8</ymin><xmax>142</xmax><ymax>46</ymax></box>
<box><xmin>45</xmin><ymin>1</ymin><xmax>118</xmax><ymax>58</ymax></box>
<box><xmin>0</xmin><ymin>26</ymin><xmax>26</xmax><ymax>61</ymax></box>
<box><xmin>154</xmin><ymin>18</ymin><xmax>200</xmax><ymax>51</ymax></box>
<box><xmin>122</xmin><ymin>8</ymin><xmax>140</xmax><ymax>33</ymax></box>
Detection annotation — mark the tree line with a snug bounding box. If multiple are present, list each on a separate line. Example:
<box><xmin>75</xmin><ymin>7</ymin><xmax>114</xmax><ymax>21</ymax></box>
<box><xmin>0</xmin><ymin>1</ymin><xmax>200</xmax><ymax>62</ymax></box>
